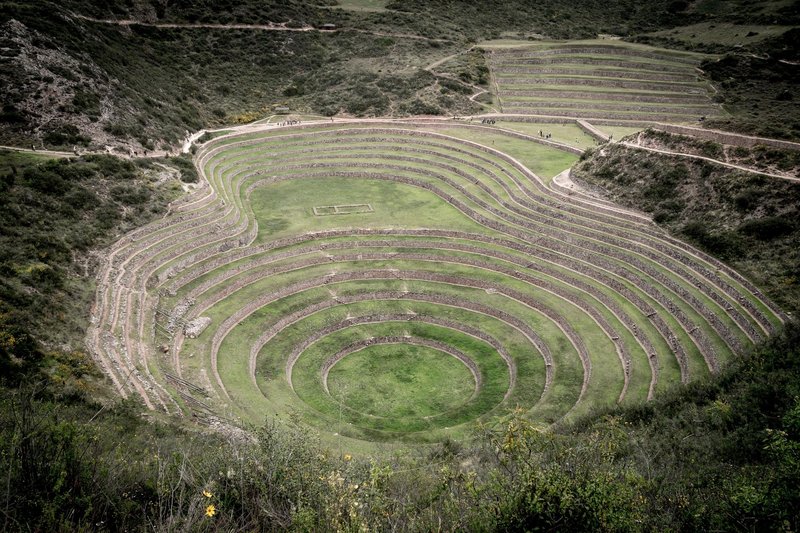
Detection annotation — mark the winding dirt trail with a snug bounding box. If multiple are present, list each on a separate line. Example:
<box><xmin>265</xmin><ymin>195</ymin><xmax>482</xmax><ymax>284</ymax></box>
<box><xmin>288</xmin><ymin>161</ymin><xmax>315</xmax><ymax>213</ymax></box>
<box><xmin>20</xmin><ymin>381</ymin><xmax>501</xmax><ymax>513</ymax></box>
<box><xmin>74</xmin><ymin>14</ymin><xmax>453</xmax><ymax>43</ymax></box>
<box><xmin>0</xmin><ymin>145</ymin><xmax>73</xmax><ymax>157</ymax></box>
<box><xmin>620</xmin><ymin>140</ymin><xmax>800</xmax><ymax>182</ymax></box>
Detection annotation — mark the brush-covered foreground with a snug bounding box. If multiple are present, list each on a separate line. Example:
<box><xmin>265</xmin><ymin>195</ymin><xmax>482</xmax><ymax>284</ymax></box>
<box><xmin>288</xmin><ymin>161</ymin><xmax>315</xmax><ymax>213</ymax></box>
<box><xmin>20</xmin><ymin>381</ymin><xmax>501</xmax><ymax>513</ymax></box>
<box><xmin>2</xmin><ymin>322</ymin><xmax>798</xmax><ymax>531</ymax></box>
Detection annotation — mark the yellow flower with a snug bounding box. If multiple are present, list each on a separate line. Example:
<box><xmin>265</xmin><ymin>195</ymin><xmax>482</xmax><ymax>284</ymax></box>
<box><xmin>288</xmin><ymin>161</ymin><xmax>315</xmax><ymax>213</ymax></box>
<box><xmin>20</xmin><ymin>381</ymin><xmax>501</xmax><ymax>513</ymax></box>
<box><xmin>343</xmin><ymin>454</ymin><xmax>352</xmax><ymax>462</ymax></box>
<box><xmin>203</xmin><ymin>490</ymin><xmax>213</xmax><ymax>498</ymax></box>
<box><xmin>205</xmin><ymin>504</ymin><xmax>217</xmax><ymax>517</ymax></box>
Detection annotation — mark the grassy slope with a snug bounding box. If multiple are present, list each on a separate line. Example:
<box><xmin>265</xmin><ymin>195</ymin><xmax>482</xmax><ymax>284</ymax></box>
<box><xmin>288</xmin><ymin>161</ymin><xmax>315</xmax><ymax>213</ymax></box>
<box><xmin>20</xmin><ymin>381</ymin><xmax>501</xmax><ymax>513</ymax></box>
<box><xmin>633</xmin><ymin>4</ymin><xmax>800</xmax><ymax>140</ymax></box>
<box><xmin>434</xmin><ymin>127</ymin><xmax>579</xmax><ymax>180</ymax></box>
<box><xmin>1</xmin><ymin>319</ymin><xmax>797</xmax><ymax>531</ymax></box>
<box><xmin>194</xmin><ymin>173</ymin><xmax>580</xmax><ymax>444</ymax></box>
<box><xmin>0</xmin><ymin>0</ymin><xmax>714</xmax><ymax>151</ymax></box>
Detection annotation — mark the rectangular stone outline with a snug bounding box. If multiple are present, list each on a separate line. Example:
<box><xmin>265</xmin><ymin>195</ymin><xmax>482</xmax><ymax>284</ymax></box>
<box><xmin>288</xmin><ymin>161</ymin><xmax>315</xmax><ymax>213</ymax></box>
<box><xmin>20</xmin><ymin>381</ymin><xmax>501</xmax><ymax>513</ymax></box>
<box><xmin>312</xmin><ymin>203</ymin><xmax>374</xmax><ymax>216</ymax></box>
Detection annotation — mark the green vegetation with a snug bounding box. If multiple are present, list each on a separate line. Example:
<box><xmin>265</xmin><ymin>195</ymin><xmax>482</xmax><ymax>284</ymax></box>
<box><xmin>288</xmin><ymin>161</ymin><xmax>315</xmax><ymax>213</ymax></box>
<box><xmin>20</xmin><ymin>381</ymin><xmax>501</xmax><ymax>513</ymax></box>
<box><xmin>249</xmin><ymin>177</ymin><xmax>483</xmax><ymax>241</ymax></box>
<box><xmin>2</xmin><ymin>0</ymin><xmax>796</xmax><ymax>150</ymax></box>
<box><xmin>327</xmin><ymin>343</ymin><xmax>476</xmax><ymax>419</ymax></box>
<box><xmin>596</xmin><ymin>125</ymin><xmax>646</xmax><ymax>139</ymax></box>
<box><xmin>636</xmin><ymin>0</ymin><xmax>800</xmax><ymax>53</ymax></box>
<box><xmin>486</xmin><ymin>40</ymin><xmax>720</xmax><ymax>124</ymax></box>
<box><xmin>0</xmin><ymin>2</ymin><xmax>473</xmax><ymax>149</ymax></box>
<box><xmin>572</xmin><ymin>139</ymin><xmax>800</xmax><ymax>314</ymax></box>
<box><xmin>0</xmin><ymin>151</ymin><xmax>178</xmax><ymax>387</ymax></box>
<box><xmin>700</xmin><ymin>39</ymin><xmax>800</xmax><ymax>141</ymax></box>
<box><xmin>493</xmin><ymin>121</ymin><xmax>602</xmax><ymax>150</ymax></box>
<box><xmin>645</xmin><ymin>22</ymin><xmax>795</xmax><ymax>48</ymax></box>
<box><xmin>435</xmin><ymin>126</ymin><xmax>580</xmax><ymax>179</ymax></box>
<box><xmin>635</xmin><ymin>16</ymin><xmax>800</xmax><ymax>140</ymax></box>
<box><xmin>2</xmin><ymin>321</ymin><xmax>797</xmax><ymax>530</ymax></box>
<box><xmin>635</xmin><ymin>128</ymin><xmax>800</xmax><ymax>173</ymax></box>
<box><xmin>90</xmin><ymin>122</ymin><xmax>769</xmax><ymax>455</ymax></box>
<box><xmin>333</xmin><ymin>0</ymin><xmax>390</xmax><ymax>13</ymax></box>
<box><xmin>1</xmin><ymin>0</ymin><xmax>799</xmax><ymax>529</ymax></box>
<box><xmin>432</xmin><ymin>48</ymin><xmax>491</xmax><ymax>88</ymax></box>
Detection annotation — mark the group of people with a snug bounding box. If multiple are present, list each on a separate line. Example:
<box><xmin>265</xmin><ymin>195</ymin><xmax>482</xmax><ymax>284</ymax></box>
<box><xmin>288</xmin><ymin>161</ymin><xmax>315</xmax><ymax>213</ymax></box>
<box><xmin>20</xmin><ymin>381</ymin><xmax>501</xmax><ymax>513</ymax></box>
<box><xmin>279</xmin><ymin>120</ymin><xmax>301</xmax><ymax>126</ymax></box>
<box><xmin>538</xmin><ymin>130</ymin><xmax>552</xmax><ymax>139</ymax></box>
<box><xmin>480</xmin><ymin>118</ymin><xmax>497</xmax><ymax>124</ymax></box>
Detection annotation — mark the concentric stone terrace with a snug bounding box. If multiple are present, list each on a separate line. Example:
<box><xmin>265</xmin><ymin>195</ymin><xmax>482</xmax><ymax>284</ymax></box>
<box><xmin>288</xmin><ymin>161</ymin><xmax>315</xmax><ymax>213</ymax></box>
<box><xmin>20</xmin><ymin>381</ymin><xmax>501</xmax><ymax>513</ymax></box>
<box><xmin>87</xmin><ymin>121</ymin><xmax>785</xmax><ymax>449</ymax></box>
<box><xmin>488</xmin><ymin>41</ymin><xmax>722</xmax><ymax>122</ymax></box>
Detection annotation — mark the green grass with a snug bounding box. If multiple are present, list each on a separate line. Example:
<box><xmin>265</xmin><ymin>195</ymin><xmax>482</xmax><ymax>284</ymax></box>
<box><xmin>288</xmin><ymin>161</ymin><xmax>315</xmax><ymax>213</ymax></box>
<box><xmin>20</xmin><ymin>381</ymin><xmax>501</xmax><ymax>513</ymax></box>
<box><xmin>328</xmin><ymin>343</ymin><xmax>476</xmax><ymax>419</ymax></box>
<box><xmin>645</xmin><ymin>22</ymin><xmax>794</xmax><ymax>47</ymax></box>
<box><xmin>204</xmin><ymin>283</ymin><xmax>553</xmax><ymax>447</ymax></box>
<box><xmin>127</xmin><ymin>123</ymin><xmax>780</xmax><ymax>452</ymax></box>
<box><xmin>430</xmin><ymin>126</ymin><xmax>579</xmax><ymax>180</ymax></box>
<box><xmin>494</xmin><ymin>122</ymin><xmax>608</xmax><ymax>149</ymax></box>
<box><xmin>249</xmin><ymin>177</ymin><xmax>486</xmax><ymax>241</ymax></box>
<box><xmin>291</xmin><ymin>320</ymin><xmax>510</xmax><ymax>434</ymax></box>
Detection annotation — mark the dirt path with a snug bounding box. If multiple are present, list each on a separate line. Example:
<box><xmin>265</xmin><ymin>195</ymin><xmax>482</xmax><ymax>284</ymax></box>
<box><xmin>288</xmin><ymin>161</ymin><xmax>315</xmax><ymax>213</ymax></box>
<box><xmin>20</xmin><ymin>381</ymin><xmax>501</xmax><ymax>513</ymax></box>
<box><xmin>74</xmin><ymin>14</ymin><xmax>453</xmax><ymax>43</ymax></box>
<box><xmin>551</xmin><ymin>168</ymin><xmax>652</xmax><ymax>221</ymax></box>
<box><xmin>74</xmin><ymin>14</ymin><xmax>317</xmax><ymax>32</ymax></box>
<box><xmin>424</xmin><ymin>49</ymin><xmax>468</xmax><ymax>72</ymax></box>
<box><xmin>0</xmin><ymin>145</ymin><xmax>74</xmax><ymax>157</ymax></box>
<box><xmin>620</xmin><ymin>140</ymin><xmax>800</xmax><ymax>182</ymax></box>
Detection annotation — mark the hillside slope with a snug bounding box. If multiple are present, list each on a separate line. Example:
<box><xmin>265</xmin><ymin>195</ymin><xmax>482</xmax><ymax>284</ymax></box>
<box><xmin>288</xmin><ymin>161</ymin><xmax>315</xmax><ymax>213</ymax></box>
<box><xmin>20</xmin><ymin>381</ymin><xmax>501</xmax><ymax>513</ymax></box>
<box><xmin>571</xmin><ymin>135</ymin><xmax>800</xmax><ymax>314</ymax></box>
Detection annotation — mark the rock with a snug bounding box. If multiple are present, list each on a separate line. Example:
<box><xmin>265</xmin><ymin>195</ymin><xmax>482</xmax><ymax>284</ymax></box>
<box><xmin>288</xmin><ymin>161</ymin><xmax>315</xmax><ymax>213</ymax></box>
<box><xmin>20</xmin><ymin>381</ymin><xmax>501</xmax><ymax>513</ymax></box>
<box><xmin>184</xmin><ymin>317</ymin><xmax>212</xmax><ymax>339</ymax></box>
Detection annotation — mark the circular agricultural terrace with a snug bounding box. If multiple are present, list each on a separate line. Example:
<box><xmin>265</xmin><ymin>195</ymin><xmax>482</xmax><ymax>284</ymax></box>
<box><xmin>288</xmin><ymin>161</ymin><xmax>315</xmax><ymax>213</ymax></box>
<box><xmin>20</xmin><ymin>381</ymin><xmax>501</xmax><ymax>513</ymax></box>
<box><xmin>87</xmin><ymin>120</ymin><xmax>785</xmax><ymax>451</ymax></box>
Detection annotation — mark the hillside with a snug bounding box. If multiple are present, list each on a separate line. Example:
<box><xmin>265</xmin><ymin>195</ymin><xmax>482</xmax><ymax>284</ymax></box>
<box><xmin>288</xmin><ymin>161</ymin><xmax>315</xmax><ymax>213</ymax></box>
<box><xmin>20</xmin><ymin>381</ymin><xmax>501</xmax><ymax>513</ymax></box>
<box><xmin>3</xmin><ymin>0</ymin><xmax>799</xmax><ymax>155</ymax></box>
<box><xmin>571</xmin><ymin>131</ymin><xmax>800</xmax><ymax>315</ymax></box>
<box><xmin>1</xmin><ymin>0</ymin><xmax>800</xmax><ymax>531</ymax></box>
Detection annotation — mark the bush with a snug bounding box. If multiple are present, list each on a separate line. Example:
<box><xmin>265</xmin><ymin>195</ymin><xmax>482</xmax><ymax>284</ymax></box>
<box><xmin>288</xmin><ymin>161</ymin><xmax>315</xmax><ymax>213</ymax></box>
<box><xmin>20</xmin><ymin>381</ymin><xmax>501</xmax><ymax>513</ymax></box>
<box><xmin>71</xmin><ymin>90</ymin><xmax>101</xmax><ymax>116</ymax></box>
<box><xmin>165</xmin><ymin>155</ymin><xmax>198</xmax><ymax>183</ymax></box>
<box><xmin>110</xmin><ymin>184</ymin><xmax>150</xmax><ymax>205</ymax></box>
<box><xmin>739</xmin><ymin>216</ymin><xmax>795</xmax><ymax>240</ymax></box>
<box><xmin>682</xmin><ymin>221</ymin><xmax>744</xmax><ymax>258</ymax></box>
<box><xmin>43</xmin><ymin>124</ymin><xmax>90</xmax><ymax>147</ymax></box>
<box><xmin>22</xmin><ymin>167</ymin><xmax>70</xmax><ymax>195</ymax></box>
<box><xmin>734</xmin><ymin>188</ymin><xmax>760</xmax><ymax>211</ymax></box>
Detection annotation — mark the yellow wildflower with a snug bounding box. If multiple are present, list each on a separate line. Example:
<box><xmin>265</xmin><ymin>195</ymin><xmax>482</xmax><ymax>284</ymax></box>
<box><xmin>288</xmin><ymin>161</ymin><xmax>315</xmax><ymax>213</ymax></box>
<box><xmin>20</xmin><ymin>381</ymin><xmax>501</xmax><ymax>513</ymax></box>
<box><xmin>343</xmin><ymin>454</ymin><xmax>352</xmax><ymax>461</ymax></box>
<box><xmin>203</xmin><ymin>490</ymin><xmax>213</xmax><ymax>498</ymax></box>
<box><xmin>205</xmin><ymin>504</ymin><xmax>217</xmax><ymax>517</ymax></box>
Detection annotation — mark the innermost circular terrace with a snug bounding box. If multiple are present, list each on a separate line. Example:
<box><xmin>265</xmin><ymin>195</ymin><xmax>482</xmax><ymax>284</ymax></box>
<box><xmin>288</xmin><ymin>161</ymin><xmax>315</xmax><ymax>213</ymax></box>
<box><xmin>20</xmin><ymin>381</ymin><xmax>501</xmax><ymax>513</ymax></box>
<box><xmin>326</xmin><ymin>341</ymin><xmax>478</xmax><ymax>420</ymax></box>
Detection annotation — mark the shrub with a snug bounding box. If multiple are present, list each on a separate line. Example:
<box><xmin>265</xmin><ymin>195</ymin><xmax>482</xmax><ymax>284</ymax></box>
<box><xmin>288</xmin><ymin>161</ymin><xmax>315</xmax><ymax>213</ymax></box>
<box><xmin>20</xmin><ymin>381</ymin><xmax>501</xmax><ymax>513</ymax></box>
<box><xmin>682</xmin><ymin>221</ymin><xmax>744</xmax><ymax>258</ymax></box>
<box><xmin>739</xmin><ymin>216</ymin><xmax>795</xmax><ymax>240</ymax></box>
<box><xmin>22</xmin><ymin>167</ymin><xmax>70</xmax><ymax>195</ymax></box>
<box><xmin>165</xmin><ymin>155</ymin><xmax>198</xmax><ymax>183</ymax></box>
<box><xmin>110</xmin><ymin>184</ymin><xmax>150</xmax><ymax>205</ymax></box>
<box><xmin>43</xmin><ymin>124</ymin><xmax>90</xmax><ymax>147</ymax></box>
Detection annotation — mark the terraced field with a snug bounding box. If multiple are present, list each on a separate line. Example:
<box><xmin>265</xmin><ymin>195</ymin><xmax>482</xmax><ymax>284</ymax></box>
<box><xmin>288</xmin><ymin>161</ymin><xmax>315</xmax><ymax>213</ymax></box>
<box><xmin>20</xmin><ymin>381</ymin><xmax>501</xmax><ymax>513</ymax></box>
<box><xmin>487</xmin><ymin>40</ymin><xmax>723</xmax><ymax>123</ymax></box>
<box><xmin>87</xmin><ymin>120</ymin><xmax>784</xmax><ymax>451</ymax></box>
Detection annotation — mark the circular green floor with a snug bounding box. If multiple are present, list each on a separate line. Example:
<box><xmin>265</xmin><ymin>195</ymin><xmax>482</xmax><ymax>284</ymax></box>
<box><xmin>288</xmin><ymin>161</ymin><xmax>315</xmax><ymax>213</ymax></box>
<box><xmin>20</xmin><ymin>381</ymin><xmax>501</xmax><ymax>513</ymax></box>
<box><xmin>327</xmin><ymin>343</ymin><xmax>477</xmax><ymax>419</ymax></box>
